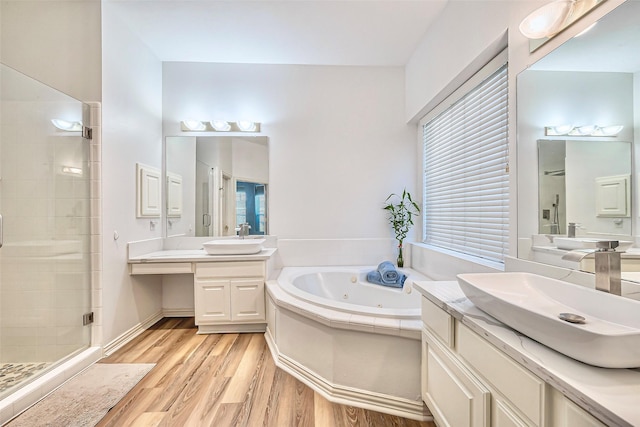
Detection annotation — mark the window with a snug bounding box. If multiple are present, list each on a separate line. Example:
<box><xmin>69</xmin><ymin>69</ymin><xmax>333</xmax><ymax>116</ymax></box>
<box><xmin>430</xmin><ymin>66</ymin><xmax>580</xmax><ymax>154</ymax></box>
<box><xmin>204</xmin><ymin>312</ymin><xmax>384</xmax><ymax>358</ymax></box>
<box><xmin>422</xmin><ymin>57</ymin><xmax>509</xmax><ymax>264</ymax></box>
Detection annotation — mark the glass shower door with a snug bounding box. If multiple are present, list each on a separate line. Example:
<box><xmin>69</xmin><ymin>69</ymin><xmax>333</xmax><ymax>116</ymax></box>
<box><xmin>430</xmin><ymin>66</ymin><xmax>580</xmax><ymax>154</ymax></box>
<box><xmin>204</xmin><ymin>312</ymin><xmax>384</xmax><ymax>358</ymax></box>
<box><xmin>0</xmin><ymin>63</ymin><xmax>92</xmax><ymax>397</ymax></box>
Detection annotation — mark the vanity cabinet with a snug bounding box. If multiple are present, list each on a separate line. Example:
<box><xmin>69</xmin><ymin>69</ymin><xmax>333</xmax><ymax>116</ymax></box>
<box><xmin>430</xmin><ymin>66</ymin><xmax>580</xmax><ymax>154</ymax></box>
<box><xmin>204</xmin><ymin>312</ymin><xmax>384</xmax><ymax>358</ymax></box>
<box><xmin>194</xmin><ymin>261</ymin><xmax>266</xmax><ymax>333</ymax></box>
<box><xmin>420</xmin><ymin>296</ymin><xmax>605</xmax><ymax>427</ymax></box>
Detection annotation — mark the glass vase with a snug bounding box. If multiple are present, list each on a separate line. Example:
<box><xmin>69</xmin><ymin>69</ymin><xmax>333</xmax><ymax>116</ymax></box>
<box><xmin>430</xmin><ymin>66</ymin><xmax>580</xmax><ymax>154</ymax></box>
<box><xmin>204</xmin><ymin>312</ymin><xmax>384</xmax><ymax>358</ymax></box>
<box><xmin>397</xmin><ymin>245</ymin><xmax>404</xmax><ymax>267</ymax></box>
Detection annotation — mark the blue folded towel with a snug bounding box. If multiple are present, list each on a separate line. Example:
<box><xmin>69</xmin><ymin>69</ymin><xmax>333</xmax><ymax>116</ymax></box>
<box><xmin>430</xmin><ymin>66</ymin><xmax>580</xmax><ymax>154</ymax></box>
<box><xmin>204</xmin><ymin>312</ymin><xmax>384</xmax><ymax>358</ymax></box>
<box><xmin>377</xmin><ymin>261</ymin><xmax>399</xmax><ymax>283</ymax></box>
<box><xmin>366</xmin><ymin>261</ymin><xmax>407</xmax><ymax>288</ymax></box>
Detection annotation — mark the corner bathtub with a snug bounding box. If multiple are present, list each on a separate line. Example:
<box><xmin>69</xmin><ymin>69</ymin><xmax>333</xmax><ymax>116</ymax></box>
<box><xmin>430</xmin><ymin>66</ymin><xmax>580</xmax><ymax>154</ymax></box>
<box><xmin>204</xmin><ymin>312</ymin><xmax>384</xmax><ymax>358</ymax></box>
<box><xmin>265</xmin><ymin>266</ymin><xmax>433</xmax><ymax>422</ymax></box>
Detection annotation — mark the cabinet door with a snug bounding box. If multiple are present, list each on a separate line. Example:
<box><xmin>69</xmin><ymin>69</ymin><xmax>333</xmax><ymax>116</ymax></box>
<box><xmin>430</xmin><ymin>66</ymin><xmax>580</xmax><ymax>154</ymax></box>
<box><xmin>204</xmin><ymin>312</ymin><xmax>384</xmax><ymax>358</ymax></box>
<box><xmin>493</xmin><ymin>398</ymin><xmax>529</xmax><ymax>427</ymax></box>
<box><xmin>231</xmin><ymin>279</ymin><xmax>265</xmax><ymax>322</ymax></box>
<box><xmin>195</xmin><ymin>279</ymin><xmax>231</xmax><ymax>324</ymax></box>
<box><xmin>563</xmin><ymin>398</ymin><xmax>606</xmax><ymax>427</ymax></box>
<box><xmin>424</xmin><ymin>333</ymin><xmax>490</xmax><ymax>427</ymax></box>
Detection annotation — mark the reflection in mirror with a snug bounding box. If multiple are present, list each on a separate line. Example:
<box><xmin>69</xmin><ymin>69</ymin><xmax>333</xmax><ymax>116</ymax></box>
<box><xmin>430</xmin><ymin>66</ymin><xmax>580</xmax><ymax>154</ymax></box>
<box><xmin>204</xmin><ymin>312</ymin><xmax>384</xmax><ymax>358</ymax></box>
<box><xmin>517</xmin><ymin>0</ymin><xmax>639</xmax><ymax>279</ymax></box>
<box><xmin>538</xmin><ymin>139</ymin><xmax>631</xmax><ymax>236</ymax></box>
<box><xmin>165</xmin><ymin>136</ymin><xmax>268</xmax><ymax>237</ymax></box>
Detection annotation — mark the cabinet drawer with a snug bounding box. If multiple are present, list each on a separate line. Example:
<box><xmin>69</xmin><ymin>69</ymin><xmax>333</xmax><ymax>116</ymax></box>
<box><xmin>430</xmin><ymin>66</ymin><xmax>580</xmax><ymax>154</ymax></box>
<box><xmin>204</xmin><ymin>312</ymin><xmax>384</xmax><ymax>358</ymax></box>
<box><xmin>130</xmin><ymin>262</ymin><xmax>193</xmax><ymax>275</ymax></box>
<box><xmin>458</xmin><ymin>324</ymin><xmax>545</xmax><ymax>426</ymax></box>
<box><xmin>195</xmin><ymin>261</ymin><xmax>265</xmax><ymax>278</ymax></box>
<box><xmin>421</xmin><ymin>297</ymin><xmax>454</xmax><ymax>347</ymax></box>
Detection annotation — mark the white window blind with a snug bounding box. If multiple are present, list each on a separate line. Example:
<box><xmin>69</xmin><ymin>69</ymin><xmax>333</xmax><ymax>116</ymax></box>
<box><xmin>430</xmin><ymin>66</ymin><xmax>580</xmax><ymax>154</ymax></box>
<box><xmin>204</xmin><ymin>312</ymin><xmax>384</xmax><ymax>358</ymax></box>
<box><xmin>422</xmin><ymin>64</ymin><xmax>509</xmax><ymax>263</ymax></box>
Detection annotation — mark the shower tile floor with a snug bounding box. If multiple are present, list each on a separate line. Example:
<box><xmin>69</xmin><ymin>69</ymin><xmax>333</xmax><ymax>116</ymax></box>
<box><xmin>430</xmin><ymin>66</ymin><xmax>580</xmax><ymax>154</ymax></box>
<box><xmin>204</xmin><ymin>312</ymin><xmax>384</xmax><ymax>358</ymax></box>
<box><xmin>0</xmin><ymin>362</ymin><xmax>51</xmax><ymax>394</ymax></box>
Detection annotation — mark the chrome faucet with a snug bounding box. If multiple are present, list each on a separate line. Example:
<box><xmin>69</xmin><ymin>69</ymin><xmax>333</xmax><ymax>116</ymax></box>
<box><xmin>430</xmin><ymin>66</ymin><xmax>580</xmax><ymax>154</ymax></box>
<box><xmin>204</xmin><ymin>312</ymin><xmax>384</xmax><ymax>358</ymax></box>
<box><xmin>562</xmin><ymin>240</ymin><xmax>622</xmax><ymax>295</ymax></box>
<box><xmin>237</xmin><ymin>223</ymin><xmax>251</xmax><ymax>239</ymax></box>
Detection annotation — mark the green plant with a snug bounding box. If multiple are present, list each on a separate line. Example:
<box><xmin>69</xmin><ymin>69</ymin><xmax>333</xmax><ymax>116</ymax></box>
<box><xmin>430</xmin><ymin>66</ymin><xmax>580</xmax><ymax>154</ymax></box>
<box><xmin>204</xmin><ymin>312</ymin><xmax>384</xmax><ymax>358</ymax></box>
<box><xmin>383</xmin><ymin>189</ymin><xmax>420</xmax><ymax>267</ymax></box>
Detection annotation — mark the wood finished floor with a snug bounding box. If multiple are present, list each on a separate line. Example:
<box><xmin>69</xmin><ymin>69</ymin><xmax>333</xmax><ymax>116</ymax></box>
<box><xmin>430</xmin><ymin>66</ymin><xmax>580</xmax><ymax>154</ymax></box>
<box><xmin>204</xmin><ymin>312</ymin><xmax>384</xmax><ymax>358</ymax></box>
<box><xmin>97</xmin><ymin>317</ymin><xmax>435</xmax><ymax>427</ymax></box>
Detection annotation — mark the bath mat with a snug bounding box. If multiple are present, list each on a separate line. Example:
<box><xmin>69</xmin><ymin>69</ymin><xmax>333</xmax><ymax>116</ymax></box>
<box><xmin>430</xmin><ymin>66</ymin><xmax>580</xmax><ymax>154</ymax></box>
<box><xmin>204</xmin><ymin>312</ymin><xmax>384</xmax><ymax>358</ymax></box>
<box><xmin>7</xmin><ymin>363</ymin><xmax>154</xmax><ymax>427</ymax></box>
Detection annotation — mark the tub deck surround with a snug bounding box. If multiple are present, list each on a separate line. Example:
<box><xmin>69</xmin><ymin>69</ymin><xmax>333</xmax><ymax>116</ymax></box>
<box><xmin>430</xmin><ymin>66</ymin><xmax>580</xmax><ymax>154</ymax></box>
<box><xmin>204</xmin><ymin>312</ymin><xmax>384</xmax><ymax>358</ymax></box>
<box><xmin>265</xmin><ymin>266</ymin><xmax>432</xmax><ymax>422</ymax></box>
<box><xmin>413</xmin><ymin>280</ymin><xmax>640</xmax><ymax>427</ymax></box>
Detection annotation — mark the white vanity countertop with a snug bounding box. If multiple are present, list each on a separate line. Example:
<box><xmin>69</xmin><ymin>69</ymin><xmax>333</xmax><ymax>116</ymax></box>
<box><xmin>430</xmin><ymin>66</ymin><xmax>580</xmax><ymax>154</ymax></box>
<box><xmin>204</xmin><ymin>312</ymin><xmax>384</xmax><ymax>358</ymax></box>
<box><xmin>413</xmin><ymin>280</ymin><xmax>640</xmax><ymax>427</ymax></box>
<box><xmin>128</xmin><ymin>248</ymin><xmax>277</xmax><ymax>263</ymax></box>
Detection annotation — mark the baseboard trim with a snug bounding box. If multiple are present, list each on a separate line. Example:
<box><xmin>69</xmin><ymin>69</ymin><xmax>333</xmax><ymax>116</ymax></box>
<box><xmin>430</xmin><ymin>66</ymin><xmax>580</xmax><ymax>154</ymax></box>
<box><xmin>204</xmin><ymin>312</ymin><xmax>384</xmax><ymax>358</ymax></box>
<box><xmin>103</xmin><ymin>310</ymin><xmax>164</xmax><ymax>356</ymax></box>
<box><xmin>197</xmin><ymin>322</ymin><xmax>266</xmax><ymax>334</ymax></box>
<box><xmin>162</xmin><ymin>308</ymin><xmax>195</xmax><ymax>317</ymax></box>
<box><xmin>264</xmin><ymin>329</ymin><xmax>430</xmax><ymax>422</ymax></box>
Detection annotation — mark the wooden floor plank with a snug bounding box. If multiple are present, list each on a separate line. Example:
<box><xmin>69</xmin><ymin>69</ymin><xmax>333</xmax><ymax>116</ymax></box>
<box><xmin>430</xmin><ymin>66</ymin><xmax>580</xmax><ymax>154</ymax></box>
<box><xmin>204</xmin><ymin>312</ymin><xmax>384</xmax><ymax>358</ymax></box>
<box><xmin>93</xmin><ymin>317</ymin><xmax>435</xmax><ymax>427</ymax></box>
<box><xmin>221</xmin><ymin>333</ymin><xmax>266</xmax><ymax>403</ymax></box>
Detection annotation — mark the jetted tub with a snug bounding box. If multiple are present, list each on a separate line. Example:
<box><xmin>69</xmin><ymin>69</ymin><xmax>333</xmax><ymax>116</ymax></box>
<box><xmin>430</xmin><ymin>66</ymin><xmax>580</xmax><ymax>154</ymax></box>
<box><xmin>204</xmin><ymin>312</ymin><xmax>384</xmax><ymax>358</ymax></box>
<box><xmin>277</xmin><ymin>266</ymin><xmax>422</xmax><ymax>318</ymax></box>
<box><xmin>265</xmin><ymin>266</ymin><xmax>433</xmax><ymax>422</ymax></box>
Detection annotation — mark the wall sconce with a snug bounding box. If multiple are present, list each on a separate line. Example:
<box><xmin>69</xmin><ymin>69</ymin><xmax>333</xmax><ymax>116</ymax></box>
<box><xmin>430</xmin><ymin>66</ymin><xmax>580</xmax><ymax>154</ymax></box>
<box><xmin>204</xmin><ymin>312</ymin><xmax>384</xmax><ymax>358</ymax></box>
<box><xmin>520</xmin><ymin>0</ymin><xmax>603</xmax><ymax>40</ymax></box>
<box><xmin>545</xmin><ymin>124</ymin><xmax>623</xmax><ymax>136</ymax></box>
<box><xmin>51</xmin><ymin>119</ymin><xmax>83</xmax><ymax>132</ymax></box>
<box><xmin>180</xmin><ymin>120</ymin><xmax>261</xmax><ymax>133</ymax></box>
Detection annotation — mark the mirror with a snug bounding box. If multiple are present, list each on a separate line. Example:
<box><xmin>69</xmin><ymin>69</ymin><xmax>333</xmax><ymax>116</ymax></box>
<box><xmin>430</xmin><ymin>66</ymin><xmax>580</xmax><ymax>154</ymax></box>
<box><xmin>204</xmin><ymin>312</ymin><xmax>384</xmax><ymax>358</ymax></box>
<box><xmin>517</xmin><ymin>1</ymin><xmax>639</xmax><ymax>275</ymax></box>
<box><xmin>165</xmin><ymin>136</ymin><xmax>269</xmax><ymax>237</ymax></box>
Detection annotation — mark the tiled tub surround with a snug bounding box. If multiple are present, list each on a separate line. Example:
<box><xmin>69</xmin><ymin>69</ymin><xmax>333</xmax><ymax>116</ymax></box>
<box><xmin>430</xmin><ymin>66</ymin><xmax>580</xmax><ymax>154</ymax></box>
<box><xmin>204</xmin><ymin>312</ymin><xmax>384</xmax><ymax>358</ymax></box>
<box><xmin>265</xmin><ymin>266</ymin><xmax>433</xmax><ymax>422</ymax></box>
<box><xmin>414</xmin><ymin>280</ymin><xmax>640</xmax><ymax>427</ymax></box>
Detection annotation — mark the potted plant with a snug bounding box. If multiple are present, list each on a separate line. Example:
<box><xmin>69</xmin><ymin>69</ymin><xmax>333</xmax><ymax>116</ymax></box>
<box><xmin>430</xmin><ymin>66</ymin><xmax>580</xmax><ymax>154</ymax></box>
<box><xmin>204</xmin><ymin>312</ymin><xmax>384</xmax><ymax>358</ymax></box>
<box><xmin>383</xmin><ymin>189</ymin><xmax>420</xmax><ymax>267</ymax></box>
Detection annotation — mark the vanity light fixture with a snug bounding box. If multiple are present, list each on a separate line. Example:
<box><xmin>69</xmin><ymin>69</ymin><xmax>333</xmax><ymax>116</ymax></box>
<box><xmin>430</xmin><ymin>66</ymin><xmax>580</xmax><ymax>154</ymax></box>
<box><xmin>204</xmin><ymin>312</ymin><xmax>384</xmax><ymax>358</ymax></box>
<box><xmin>545</xmin><ymin>124</ymin><xmax>624</xmax><ymax>137</ymax></box>
<box><xmin>180</xmin><ymin>120</ymin><xmax>261</xmax><ymax>132</ymax></box>
<box><xmin>51</xmin><ymin>119</ymin><xmax>83</xmax><ymax>132</ymax></box>
<box><xmin>210</xmin><ymin>120</ymin><xmax>231</xmax><ymax>131</ymax></box>
<box><xmin>545</xmin><ymin>124</ymin><xmax>574</xmax><ymax>136</ymax></box>
<box><xmin>519</xmin><ymin>0</ymin><xmax>575</xmax><ymax>39</ymax></box>
<box><xmin>591</xmin><ymin>125</ymin><xmax>624</xmax><ymax>136</ymax></box>
<box><xmin>569</xmin><ymin>124</ymin><xmax>598</xmax><ymax>136</ymax></box>
<box><xmin>181</xmin><ymin>120</ymin><xmax>207</xmax><ymax>131</ymax></box>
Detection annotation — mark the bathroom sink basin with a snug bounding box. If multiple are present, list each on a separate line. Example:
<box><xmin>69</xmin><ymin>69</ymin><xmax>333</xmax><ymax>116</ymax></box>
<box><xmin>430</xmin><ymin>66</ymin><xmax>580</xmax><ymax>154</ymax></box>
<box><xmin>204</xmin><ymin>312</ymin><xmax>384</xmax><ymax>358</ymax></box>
<box><xmin>203</xmin><ymin>238</ymin><xmax>265</xmax><ymax>255</ymax></box>
<box><xmin>555</xmin><ymin>237</ymin><xmax>633</xmax><ymax>251</ymax></box>
<box><xmin>457</xmin><ymin>272</ymin><xmax>640</xmax><ymax>368</ymax></box>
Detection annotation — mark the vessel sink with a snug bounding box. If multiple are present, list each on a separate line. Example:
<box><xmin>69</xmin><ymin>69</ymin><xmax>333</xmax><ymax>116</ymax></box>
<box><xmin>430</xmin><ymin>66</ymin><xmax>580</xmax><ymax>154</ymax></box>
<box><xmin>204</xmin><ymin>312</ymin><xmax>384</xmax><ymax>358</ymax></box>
<box><xmin>554</xmin><ymin>237</ymin><xmax>633</xmax><ymax>251</ymax></box>
<box><xmin>457</xmin><ymin>272</ymin><xmax>640</xmax><ymax>368</ymax></box>
<box><xmin>202</xmin><ymin>238</ymin><xmax>265</xmax><ymax>255</ymax></box>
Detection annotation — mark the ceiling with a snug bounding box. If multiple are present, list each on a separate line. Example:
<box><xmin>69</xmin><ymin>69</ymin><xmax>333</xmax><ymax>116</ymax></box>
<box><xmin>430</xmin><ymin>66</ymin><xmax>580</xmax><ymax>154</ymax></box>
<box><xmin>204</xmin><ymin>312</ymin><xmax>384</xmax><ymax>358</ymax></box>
<box><xmin>106</xmin><ymin>0</ymin><xmax>449</xmax><ymax>67</ymax></box>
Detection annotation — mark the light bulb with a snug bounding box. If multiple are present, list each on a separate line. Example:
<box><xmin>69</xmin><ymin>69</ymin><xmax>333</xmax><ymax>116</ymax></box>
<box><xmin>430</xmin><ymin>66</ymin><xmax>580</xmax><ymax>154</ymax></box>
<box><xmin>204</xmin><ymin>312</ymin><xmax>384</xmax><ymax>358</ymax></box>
<box><xmin>182</xmin><ymin>120</ymin><xmax>206</xmax><ymax>131</ymax></box>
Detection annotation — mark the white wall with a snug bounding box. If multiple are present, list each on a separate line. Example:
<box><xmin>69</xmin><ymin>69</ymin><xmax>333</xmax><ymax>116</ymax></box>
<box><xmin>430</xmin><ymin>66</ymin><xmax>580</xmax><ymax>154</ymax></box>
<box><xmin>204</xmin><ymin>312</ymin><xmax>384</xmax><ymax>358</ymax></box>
<box><xmin>163</xmin><ymin>63</ymin><xmax>416</xmax><ymax>240</ymax></box>
<box><xmin>0</xmin><ymin>0</ymin><xmax>101</xmax><ymax>102</ymax></box>
<box><xmin>101</xmin><ymin>5</ymin><xmax>163</xmax><ymax>346</ymax></box>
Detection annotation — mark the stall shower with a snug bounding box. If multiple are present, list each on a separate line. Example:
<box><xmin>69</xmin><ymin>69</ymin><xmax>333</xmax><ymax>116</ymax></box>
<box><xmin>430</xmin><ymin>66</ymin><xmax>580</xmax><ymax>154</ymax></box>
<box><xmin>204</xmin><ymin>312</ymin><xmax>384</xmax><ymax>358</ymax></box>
<box><xmin>0</xmin><ymin>63</ymin><xmax>92</xmax><ymax>398</ymax></box>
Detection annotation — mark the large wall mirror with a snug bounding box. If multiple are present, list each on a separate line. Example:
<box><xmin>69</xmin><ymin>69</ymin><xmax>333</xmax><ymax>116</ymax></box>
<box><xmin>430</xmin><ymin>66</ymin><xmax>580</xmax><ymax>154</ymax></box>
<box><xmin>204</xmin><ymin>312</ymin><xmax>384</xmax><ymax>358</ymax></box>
<box><xmin>165</xmin><ymin>136</ymin><xmax>269</xmax><ymax>237</ymax></box>
<box><xmin>517</xmin><ymin>0</ymin><xmax>639</xmax><ymax>277</ymax></box>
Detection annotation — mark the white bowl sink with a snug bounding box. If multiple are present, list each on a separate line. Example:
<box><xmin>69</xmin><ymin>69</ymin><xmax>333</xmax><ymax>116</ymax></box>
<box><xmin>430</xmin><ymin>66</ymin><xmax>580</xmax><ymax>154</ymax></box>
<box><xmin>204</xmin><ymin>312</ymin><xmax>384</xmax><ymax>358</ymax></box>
<box><xmin>457</xmin><ymin>272</ymin><xmax>640</xmax><ymax>368</ymax></box>
<box><xmin>203</xmin><ymin>238</ymin><xmax>265</xmax><ymax>255</ymax></box>
<box><xmin>554</xmin><ymin>237</ymin><xmax>633</xmax><ymax>251</ymax></box>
